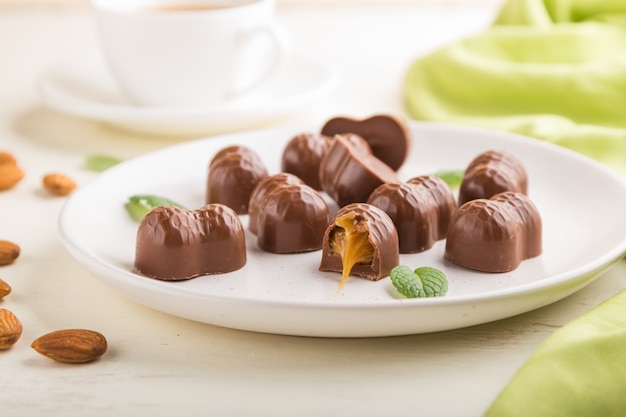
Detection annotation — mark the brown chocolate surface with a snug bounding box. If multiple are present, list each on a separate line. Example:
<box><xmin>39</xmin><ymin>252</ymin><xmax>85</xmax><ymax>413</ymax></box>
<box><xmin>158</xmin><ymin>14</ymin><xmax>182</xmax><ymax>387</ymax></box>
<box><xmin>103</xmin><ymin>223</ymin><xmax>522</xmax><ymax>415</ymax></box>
<box><xmin>206</xmin><ymin>146</ymin><xmax>268</xmax><ymax>214</ymax></box>
<box><xmin>280</xmin><ymin>133</ymin><xmax>331</xmax><ymax>190</ymax></box>
<box><xmin>320</xmin><ymin>114</ymin><xmax>411</xmax><ymax>171</ymax></box>
<box><xmin>367</xmin><ymin>175</ymin><xmax>456</xmax><ymax>253</ymax></box>
<box><xmin>458</xmin><ymin>150</ymin><xmax>528</xmax><ymax>205</ymax></box>
<box><xmin>209</xmin><ymin>145</ymin><xmax>254</xmax><ymax>167</ymax></box>
<box><xmin>256</xmin><ymin>183</ymin><xmax>330</xmax><ymax>254</ymax></box>
<box><xmin>134</xmin><ymin>204</ymin><xmax>246</xmax><ymax>280</ymax></box>
<box><xmin>445</xmin><ymin>191</ymin><xmax>542</xmax><ymax>273</ymax></box>
<box><xmin>407</xmin><ymin>175</ymin><xmax>457</xmax><ymax>240</ymax></box>
<box><xmin>248</xmin><ymin>172</ymin><xmax>304</xmax><ymax>235</ymax></box>
<box><xmin>319</xmin><ymin>134</ymin><xmax>398</xmax><ymax>207</ymax></box>
<box><xmin>319</xmin><ymin>203</ymin><xmax>399</xmax><ymax>281</ymax></box>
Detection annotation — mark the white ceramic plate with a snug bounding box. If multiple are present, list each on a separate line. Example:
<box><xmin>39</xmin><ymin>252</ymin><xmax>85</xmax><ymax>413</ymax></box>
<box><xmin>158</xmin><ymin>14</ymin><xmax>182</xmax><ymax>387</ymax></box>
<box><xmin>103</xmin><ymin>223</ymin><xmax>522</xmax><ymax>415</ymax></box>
<box><xmin>37</xmin><ymin>51</ymin><xmax>337</xmax><ymax>136</ymax></box>
<box><xmin>58</xmin><ymin>122</ymin><xmax>626</xmax><ymax>337</ymax></box>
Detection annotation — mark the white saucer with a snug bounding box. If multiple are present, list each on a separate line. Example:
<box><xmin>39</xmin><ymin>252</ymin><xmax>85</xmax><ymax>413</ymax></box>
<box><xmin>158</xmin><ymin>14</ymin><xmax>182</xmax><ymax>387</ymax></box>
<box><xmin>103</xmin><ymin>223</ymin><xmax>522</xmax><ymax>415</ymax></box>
<box><xmin>36</xmin><ymin>51</ymin><xmax>338</xmax><ymax>136</ymax></box>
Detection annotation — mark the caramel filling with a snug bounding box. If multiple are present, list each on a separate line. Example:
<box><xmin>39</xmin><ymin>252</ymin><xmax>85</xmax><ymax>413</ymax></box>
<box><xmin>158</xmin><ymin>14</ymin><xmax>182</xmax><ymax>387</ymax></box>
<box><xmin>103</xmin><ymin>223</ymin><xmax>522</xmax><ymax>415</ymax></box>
<box><xmin>329</xmin><ymin>213</ymin><xmax>375</xmax><ymax>294</ymax></box>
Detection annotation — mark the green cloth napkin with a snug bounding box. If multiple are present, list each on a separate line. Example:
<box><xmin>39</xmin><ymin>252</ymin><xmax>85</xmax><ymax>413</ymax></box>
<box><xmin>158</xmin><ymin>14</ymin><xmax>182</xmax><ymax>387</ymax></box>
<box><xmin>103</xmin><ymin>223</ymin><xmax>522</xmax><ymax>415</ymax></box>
<box><xmin>404</xmin><ymin>0</ymin><xmax>626</xmax><ymax>176</ymax></box>
<box><xmin>483</xmin><ymin>288</ymin><xmax>626</xmax><ymax>417</ymax></box>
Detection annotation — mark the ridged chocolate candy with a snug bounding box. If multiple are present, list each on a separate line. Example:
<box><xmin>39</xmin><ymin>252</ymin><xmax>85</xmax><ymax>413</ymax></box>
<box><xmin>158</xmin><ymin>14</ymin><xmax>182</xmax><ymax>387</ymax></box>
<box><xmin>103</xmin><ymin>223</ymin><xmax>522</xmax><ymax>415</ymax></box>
<box><xmin>134</xmin><ymin>204</ymin><xmax>246</xmax><ymax>280</ymax></box>
<box><xmin>407</xmin><ymin>175</ymin><xmax>457</xmax><ymax>240</ymax></box>
<box><xmin>248</xmin><ymin>173</ymin><xmax>304</xmax><ymax>235</ymax></box>
<box><xmin>458</xmin><ymin>150</ymin><xmax>527</xmax><ymax>205</ymax></box>
<box><xmin>319</xmin><ymin>203</ymin><xmax>399</xmax><ymax>290</ymax></box>
<box><xmin>281</xmin><ymin>133</ymin><xmax>331</xmax><ymax>190</ymax></box>
<box><xmin>320</xmin><ymin>114</ymin><xmax>411</xmax><ymax>171</ymax></box>
<box><xmin>367</xmin><ymin>175</ymin><xmax>456</xmax><ymax>253</ymax></box>
<box><xmin>207</xmin><ymin>146</ymin><xmax>268</xmax><ymax>214</ymax></box>
<box><xmin>256</xmin><ymin>183</ymin><xmax>330</xmax><ymax>254</ymax></box>
<box><xmin>319</xmin><ymin>134</ymin><xmax>398</xmax><ymax>207</ymax></box>
<box><xmin>445</xmin><ymin>191</ymin><xmax>542</xmax><ymax>273</ymax></box>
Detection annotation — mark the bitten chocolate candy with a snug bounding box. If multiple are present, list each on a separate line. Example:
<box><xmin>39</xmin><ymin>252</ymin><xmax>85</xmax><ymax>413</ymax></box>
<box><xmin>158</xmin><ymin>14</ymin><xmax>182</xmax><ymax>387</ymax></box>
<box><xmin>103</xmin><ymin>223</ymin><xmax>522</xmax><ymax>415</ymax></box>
<box><xmin>367</xmin><ymin>175</ymin><xmax>456</xmax><ymax>253</ymax></box>
<box><xmin>319</xmin><ymin>134</ymin><xmax>398</xmax><ymax>207</ymax></box>
<box><xmin>134</xmin><ymin>204</ymin><xmax>246</xmax><ymax>280</ymax></box>
<box><xmin>256</xmin><ymin>183</ymin><xmax>330</xmax><ymax>254</ymax></box>
<box><xmin>320</xmin><ymin>114</ymin><xmax>411</xmax><ymax>171</ymax></box>
<box><xmin>281</xmin><ymin>133</ymin><xmax>331</xmax><ymax>190</ymax></box>
<box><xmin>248</xmin><ymin>173</ymin><xmax>304</xmax><ymax>235</ymax></box>
<box><xmin>445</xmin><ymin>191</ymin><xmax>542</xmax><ymax>273</ymax></box>
<box><xmin>458</xmin><ymin>150</ymin><xmax>528</xmax><ymax>205</ymax></box>
<box><xmin>207</xmin><ymin>146</ymin><xmax>268</xmax><ymax>214</ymax></box>
<box><xmin>319</xmin><ymin>203</ymin><xmax>399</xmax><ymax>291</ymax></box>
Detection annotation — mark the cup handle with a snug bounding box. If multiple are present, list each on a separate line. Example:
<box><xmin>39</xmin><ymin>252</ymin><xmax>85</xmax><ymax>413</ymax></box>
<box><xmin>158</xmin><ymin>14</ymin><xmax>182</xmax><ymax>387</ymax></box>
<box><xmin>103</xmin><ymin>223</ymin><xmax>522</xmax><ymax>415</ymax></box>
<box><xmin>228</xmin><ymin>23</ymin><xmax>291</xmax><ymax>98</ymax></box>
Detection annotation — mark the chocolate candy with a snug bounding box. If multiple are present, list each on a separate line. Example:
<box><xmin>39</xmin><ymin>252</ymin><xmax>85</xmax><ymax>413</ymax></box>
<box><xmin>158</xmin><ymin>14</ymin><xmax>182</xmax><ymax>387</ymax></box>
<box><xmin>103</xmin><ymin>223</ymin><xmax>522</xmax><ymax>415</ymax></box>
<box><xmin>320</xmin><ymin>114</ymin><xmax>411</xmax><ymax>171</ymax></box>
<box><xmin>319</xmin><ymin>134</ymin><xmax>398</xmax><ymax>207</ymax></box>
<box><xmin>319</xmin><ymin>203</ymin><xmax>399</xmax><ymax>290</ymax></box>
<box><xmin>445</xmin><ymin>191</ymin><xmax>542</xmax><ymax>273</ymax></box>
<box><xmin>340</xmin><ymin>132</ymin><xmax>372</xmax><ymax>154</ymax></box>
<box><xmin>134</xmin><ymin>204</ymin><xmax>246</xmax><ymax>280</ymax></box>
<box><xmin>209</xmin><ymin>145</ymin><xmax>250</xmax><ymax>167</ymax></box>
<box><xmin>248</xmin><ymin>172</ymin><xmax>304</xmax><ymax>235</ymax></box>
<box><xmin>458</xmin><ymin>150</ymin><xmax>527</xmax><ymax>205</ymax></box>
<box><xmin>281</xmin><ymin>133</ymin><xmax>331</xmax><ymax>190</ymax></box>
<box><xmin>407</xmin><ymin>175</ymin><xmax>457</xmax><ymax>240</ymax></box>
<box><xmin>207</xmin><ymin>145</ymin><xmax>268</xmax><ymax>214</ymax></box>
<box><xmin>256</xmin><ymin>183</ymin><xmax>330</xmax><ymax>254</ymax></box>
<box><xmin>367</xmin><ymin>175</ymin><xmax>456</xmax><ymax>253</ymax></box>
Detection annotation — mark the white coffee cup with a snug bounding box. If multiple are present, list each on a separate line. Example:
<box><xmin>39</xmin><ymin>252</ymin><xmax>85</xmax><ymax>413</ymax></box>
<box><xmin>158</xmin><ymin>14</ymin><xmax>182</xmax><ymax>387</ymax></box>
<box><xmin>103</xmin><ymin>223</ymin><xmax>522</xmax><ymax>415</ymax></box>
<box><xmin>91</xmin><ymin>0</ymin><xmax>290</xmax><ymax>108</ymax></box>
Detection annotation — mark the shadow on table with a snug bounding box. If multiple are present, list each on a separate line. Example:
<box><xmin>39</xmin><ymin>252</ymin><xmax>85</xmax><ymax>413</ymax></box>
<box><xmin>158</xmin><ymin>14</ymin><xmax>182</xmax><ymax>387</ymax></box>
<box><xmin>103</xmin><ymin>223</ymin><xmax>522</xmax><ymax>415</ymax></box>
<box><xmin>11</xmin><ymin>105</ymin><xmax>187</xmax><ymax>156</ymax></box>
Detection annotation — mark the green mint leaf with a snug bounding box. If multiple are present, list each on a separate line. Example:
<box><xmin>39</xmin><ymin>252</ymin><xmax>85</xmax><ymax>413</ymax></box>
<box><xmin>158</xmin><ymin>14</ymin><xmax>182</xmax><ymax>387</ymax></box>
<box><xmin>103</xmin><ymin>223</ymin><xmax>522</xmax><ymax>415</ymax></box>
<box><xmin>390</xmin><ymin>265</ymin><xmax>448</xmax><ymax>298</ymax></box>
<box><xmin>125</xmin><ymin>194</ymin><xmax>185</xmax><ymax>222</ymax></box>
<box><xmin>84</xmin><ymin>154</ymin><xmax>124</xmax><ymax>172</ymax></box>
<box><xmin>434</xmin><ymin>169</ymin><xmax>464</xmax><ymax>189</ymax></box>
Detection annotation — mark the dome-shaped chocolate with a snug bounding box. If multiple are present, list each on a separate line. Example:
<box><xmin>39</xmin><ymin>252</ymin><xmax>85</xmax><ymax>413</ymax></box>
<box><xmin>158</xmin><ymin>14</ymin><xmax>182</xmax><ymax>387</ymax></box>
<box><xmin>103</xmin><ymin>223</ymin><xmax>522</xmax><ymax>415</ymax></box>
<box><xmin>281</xmin><ymin>133</ymin><xmax>331</xmax><ymax>190</ymax></box>
<box><xmin>207</xmin><ymin>146</ymin><xmax>268</xmax><ymax>214</ymax></box>
<box><xmin>319</xmin><ymin>203</ymin><xmax>399</xmax><ymax>282</ymax></box>
<box><xmin>458</xmin><ymin>150</ymin><xmax>527</xmax><ymax>205</ymax></box>
<box><xmin>248</xmin><ymin>173</ymin><xmax>304</xmax><ymax>235</ymax></box>
<box><xmin>256</xmin><ymin>183</ymin><xmax>330</xmax><ymax>254</ymax></box>
<box><xmin>367</xmin><ymin>182</ymin><xmax>437</xmax><ymax>253</ymax></box>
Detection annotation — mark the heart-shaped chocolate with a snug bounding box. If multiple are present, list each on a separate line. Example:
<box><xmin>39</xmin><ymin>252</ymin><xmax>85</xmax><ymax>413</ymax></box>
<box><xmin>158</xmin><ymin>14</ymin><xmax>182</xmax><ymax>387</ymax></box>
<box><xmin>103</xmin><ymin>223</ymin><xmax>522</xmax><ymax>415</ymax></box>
<box><xmin>320</xmin><ymin>114</ymin><xmax>411</xmax><ymax>171</ymax></box>
<box><xmin>445</xmin><ymin>191</ymin><xmax>542</xmax><ymax>273</ymax></box>
<box><xmin>319</xmin><ymin>134</ymin><xmax>398</xmax><ymax>207</ymax></box>
<box><xmin>134</xmin><ymin>204</ymin><xmax>246</xmax><ymax>280</ymax></box>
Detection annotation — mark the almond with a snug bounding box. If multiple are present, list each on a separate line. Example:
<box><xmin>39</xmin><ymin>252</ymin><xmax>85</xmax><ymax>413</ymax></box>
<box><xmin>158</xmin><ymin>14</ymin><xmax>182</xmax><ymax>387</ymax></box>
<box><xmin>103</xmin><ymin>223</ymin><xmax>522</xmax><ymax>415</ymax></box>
<box><xmin>0</xmin><ymin>151</ymin><xmax>17</xmax><ymax>166</ymax></box>
<box><xmin>0</xmin><ymin>164</ymin><xmax>24</xmax><ymax>191</ymax></box>
<box><xmin>42</xmin><ymin>173</ymin><xmax>76</xmax><ymax>196</ymax></box>
<box><xmin>31</xmin><ymin>329</ymin><xmax>107</xmax><ymax>363</ymax></box>
<box><xmin>0</xmin><ymin>308</ymin><xmax>23</xmax><ymax>350</ymax></box>
<box><xmin>0</xmin><ymin>278</ymin><xmax>11</xmax><ymax>298</ymax></box>
<box><xmin>0</xmin><ymin>240</ymin><xmax>20</xmax><ymax>266</ymax></box>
